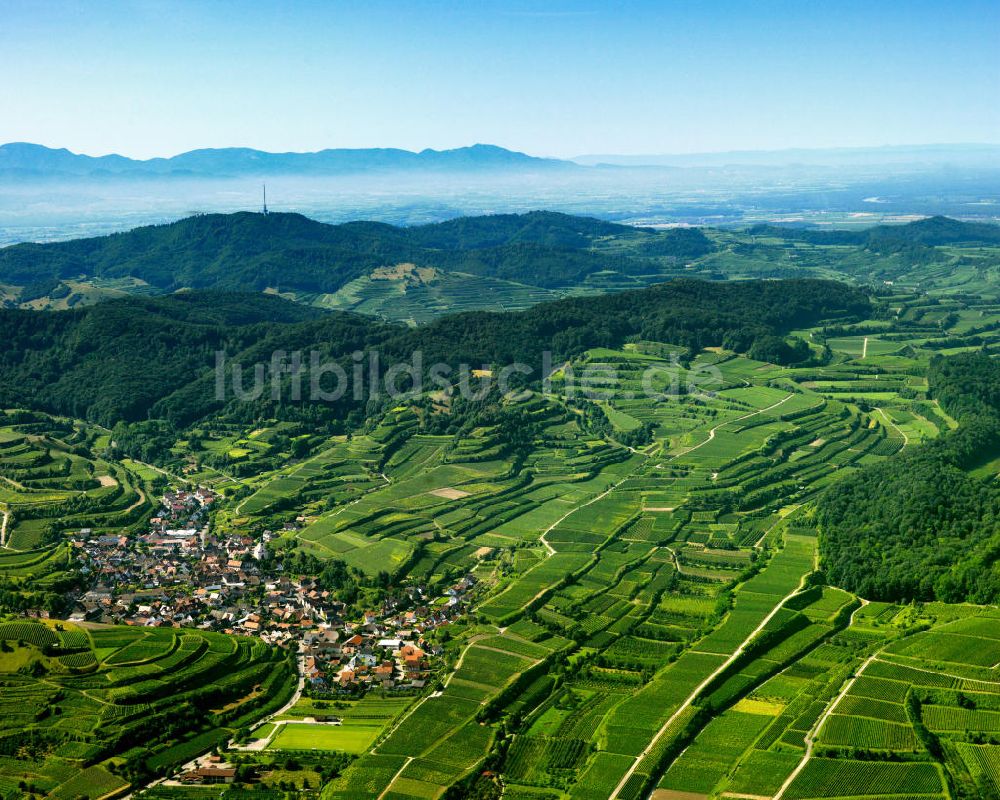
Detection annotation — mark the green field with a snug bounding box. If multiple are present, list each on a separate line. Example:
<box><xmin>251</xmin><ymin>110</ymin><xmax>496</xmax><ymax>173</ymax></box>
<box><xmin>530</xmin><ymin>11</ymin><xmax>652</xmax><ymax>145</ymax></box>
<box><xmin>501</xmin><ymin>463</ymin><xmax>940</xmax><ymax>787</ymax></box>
<box><xmin>270</xmin><ymin>722</ymin><xmax>380</xmax><ymax>753</ymax></box>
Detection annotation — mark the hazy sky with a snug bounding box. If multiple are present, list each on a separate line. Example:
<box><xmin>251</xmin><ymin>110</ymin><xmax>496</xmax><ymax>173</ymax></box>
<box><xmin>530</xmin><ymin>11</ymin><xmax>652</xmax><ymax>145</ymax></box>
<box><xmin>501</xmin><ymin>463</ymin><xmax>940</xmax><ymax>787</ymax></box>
<box><xmin>3</xmin><ymin>0</ymin><xmax>998</xmax><ymax>159</ymax></box>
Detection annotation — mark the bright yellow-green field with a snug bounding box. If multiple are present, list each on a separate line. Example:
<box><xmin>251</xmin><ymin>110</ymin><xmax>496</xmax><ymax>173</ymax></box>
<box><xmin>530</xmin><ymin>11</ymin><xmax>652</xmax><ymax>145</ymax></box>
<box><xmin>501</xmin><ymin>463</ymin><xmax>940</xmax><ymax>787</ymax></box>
<box><xmin>269</xmin><ymin>722</ymin><xmax>381</xmax><ymax>753</ymax></box>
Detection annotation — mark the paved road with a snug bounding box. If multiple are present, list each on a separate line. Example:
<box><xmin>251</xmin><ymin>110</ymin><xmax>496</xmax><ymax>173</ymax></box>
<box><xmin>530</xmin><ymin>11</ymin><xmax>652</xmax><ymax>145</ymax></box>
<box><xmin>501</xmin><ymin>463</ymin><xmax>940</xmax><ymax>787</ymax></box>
<box><xmin>229</xmin><ymin>652</ymin><xmax>306</xmax><ymax>750</ymax></box>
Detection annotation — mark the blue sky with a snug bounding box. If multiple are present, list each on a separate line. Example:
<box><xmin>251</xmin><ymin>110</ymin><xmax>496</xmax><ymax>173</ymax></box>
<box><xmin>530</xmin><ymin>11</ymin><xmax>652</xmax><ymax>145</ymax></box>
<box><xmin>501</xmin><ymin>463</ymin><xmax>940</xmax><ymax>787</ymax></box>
<box><xmin>2</xmin><ymin>0</ymin><xmax>998</xmax><ymax>158</ymax></box>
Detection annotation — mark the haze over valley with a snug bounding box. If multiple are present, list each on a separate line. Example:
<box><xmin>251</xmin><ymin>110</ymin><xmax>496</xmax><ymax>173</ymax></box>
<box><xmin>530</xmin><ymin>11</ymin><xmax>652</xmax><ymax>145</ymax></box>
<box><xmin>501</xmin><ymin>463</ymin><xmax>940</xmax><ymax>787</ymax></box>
<box><xmin>2</xmin><ymin>141</ymin><xmax>998</xmax><ymax>246</ymax></box>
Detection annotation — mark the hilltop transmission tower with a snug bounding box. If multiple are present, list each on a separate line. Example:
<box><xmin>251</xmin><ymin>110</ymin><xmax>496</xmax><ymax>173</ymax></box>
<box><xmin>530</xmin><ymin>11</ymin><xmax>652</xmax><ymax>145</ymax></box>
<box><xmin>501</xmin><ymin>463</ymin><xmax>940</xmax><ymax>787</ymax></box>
<box><xmin>262</xmin><ymin>183</ymin><xmax>269</xmax><ymax>215</ymax></box>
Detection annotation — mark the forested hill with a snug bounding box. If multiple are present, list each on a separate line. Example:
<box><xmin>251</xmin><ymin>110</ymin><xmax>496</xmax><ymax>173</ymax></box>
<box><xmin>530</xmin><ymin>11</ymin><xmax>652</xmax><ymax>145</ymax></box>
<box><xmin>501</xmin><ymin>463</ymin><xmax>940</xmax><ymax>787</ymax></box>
<box><xmin>0</xmin><ymin>278</ymin><xmax>868</xmax><ymax>430</ymax></box>
<box><xmin>818</xmin><ymin>352</ymin><xmax>1000</xmax><ymax>604</ymax></box>
<box><xmin>752</xmin><ymin>215</ymin><xmax>1000</xmax><ymax>249</ymax></box>
<box><xmin>0</xmin><ymin>210</ymin><xmax>714</xmax><ymax>295</ymax></box>
<box><xmin>404</xmin><ymin>211</ymin><xmax>633</xmax><ymax>249</ymax></box>
<box><xmin>0</xmin><ymin>293</ymin><xmax>330</xmax><ymax>423</ymax></box>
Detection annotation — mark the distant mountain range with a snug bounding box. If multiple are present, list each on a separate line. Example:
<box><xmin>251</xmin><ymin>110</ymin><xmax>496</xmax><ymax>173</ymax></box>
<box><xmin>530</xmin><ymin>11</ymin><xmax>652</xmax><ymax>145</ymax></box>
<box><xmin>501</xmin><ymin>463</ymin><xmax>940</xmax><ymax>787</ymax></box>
<box><xmin>8</xmin><ymin>141</ymin><xmax>998</xmax><ymax>181</ymax></box>
<box><xmin>0</xmin><ymin>142</ymin><xmax>575</xmax><ymax>179</ymax></box>
<box><xmin>573</xmin><ymin>143</ymin><xmax>1000</xmax><ymax>169</ymax></box>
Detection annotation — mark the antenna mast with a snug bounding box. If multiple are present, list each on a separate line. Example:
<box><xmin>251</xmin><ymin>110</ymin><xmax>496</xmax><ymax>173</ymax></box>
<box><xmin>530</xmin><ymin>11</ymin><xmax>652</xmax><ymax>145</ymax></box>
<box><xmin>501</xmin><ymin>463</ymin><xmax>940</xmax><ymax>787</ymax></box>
<box><xmin>262</xmin><ymin>183</ymin><xmax>268</xmax><ymax>215</ymax></box>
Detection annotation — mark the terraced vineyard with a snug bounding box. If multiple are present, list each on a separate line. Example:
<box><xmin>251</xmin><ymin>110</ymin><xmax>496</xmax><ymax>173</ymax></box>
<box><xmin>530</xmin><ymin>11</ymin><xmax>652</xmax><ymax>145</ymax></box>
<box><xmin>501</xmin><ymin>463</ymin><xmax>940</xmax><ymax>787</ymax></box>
<box><xmin>314</xmin><ymin>265</ymin><xmax>566</xmax><ymax>325</ymax></box>
<box><xmin>0</xmin><ymin>411</ymin><xmax>166</xmax><ymax>617</ymax></box>
<box><xmin>0</xmin><ymin>411</ymin><xmax>156</xmax><ymax>551</ymax></box>
<box><xmin>0</xmin><ymin>619</ymin><xmax>294</xmax><ymax>798</ymax></box>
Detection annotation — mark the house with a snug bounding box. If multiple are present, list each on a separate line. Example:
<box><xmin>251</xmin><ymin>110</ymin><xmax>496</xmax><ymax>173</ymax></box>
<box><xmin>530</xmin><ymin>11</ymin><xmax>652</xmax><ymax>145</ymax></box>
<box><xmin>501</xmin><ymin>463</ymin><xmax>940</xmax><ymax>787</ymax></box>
<box><xmin>179</xmin><ymin>767</ymin><xmax>236</xmax><ymax>784</ymax></box>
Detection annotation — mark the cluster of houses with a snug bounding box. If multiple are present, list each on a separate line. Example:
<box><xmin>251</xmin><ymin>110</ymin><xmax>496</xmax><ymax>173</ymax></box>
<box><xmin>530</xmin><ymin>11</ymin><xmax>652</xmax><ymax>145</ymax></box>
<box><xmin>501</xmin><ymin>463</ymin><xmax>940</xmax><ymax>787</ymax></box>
<box><xmin>66</xmin><ymin>489</ymin><xmax>481</xmax><ymax>694</ymax></box>
<box><xmin>296</xmin><ymin>586</ymin><xmax>468</xmax><ymax>692</ymax></box>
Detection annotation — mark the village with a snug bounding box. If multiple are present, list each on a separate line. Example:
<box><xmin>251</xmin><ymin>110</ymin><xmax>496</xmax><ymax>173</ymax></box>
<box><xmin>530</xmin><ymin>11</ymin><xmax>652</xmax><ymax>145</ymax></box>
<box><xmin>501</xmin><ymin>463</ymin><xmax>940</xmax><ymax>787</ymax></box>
<box><xmin>68</xmin><ymin>488</ymin><xmax>479</xmax><ymax>694</ymax></box>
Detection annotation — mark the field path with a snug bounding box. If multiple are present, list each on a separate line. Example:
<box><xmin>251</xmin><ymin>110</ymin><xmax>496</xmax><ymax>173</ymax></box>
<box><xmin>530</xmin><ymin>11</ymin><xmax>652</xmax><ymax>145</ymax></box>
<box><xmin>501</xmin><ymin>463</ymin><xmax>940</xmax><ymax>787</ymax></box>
<box><xmin>874</xmin><ymin>407</ymin><xmax>909</xmax><ymax>448</ymax></box>
<box><xmin>377</xmin><ymin>757</ymin><xmax>414</xmax><ymax>800</ymax></box>
<box><xmin>483</xmin><ymin>467</ymin><xmax>640</xmax><ymax>614</ymax></box>
<box><xmin>774</xmin><ymin>646</ymin><xmax>879</xmax><ymax>800</ymax></box>
<box><xmin>664</xmin><ymin>545</ymin><xmax>685</xmax><ymax>575</ymax></box>
<box><xmin>368</xmin><ymin>634</ymin><xmax>495</xmax><ymax>797</ymax></box>
<box><xmin>872</xmin><ymin>655</ymin><xmax>1000</xmax><ymax>688</ymax></box>
<box><xmin>0</xmin><ymin>474</ymin><xmax>27</xmax><ymax>491</ymax></box>
<box><xmin>124</xmin><ymin>455</ymin><xmax>186</xmax><ymax>485</ymax></box>
<box><xmin>233</xmin><ymin>441</ymin><xmax>388</xmax><ymax>516</ymax></box>
<box><xmin>610</xmin><ymin>570</ymin><xmax>811</xmax><ymax>799</ymax></box>
<box><xmin>752</xmin><ymin>504</ymin><xmax>803</xmax><ymax>550</ymax></box>
<box><xmin>861</xmin><ymin>336</ymin><xmax>869</xmax><ymax>359</ymax></box>
<box><xmin>0</xmin><ymin>509</ymin><xmax>8</xmax><ymax>548</ymax></box>
<box><xmin>374</xmin><ymin>630</ymin><xmax>546</xmax><ymax>797</ymax></box>
<box><xmin>848</xmin><ymin>597</ymin><xmax>870</xmax><ymax>627</ymax></box>
<box><xmin>233</xmin><ymin>448</ymin><xmax>323</xmax><ymax>515</ymax></box>
<box><xmin>538</xmin><ymin>471</ymin><xmax>635</xmax><ymax>556</ymax></box>
<box><xmin>674</xmin><ymin>393</ymin><xmax>793</xmax><ymax>458</ymax></box>
<box><xmin>121</xmin><ymin>485</ymin><xmax>147</xmax><ymax>515</ymax></box>
<box><xmin>122</xmin><ymin>653</ymin><xmax>305</xmax><ymax>796</ymax></box>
